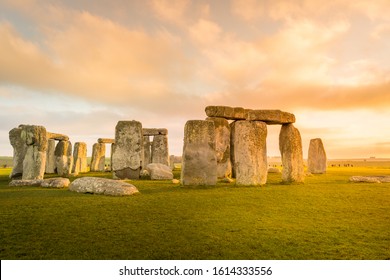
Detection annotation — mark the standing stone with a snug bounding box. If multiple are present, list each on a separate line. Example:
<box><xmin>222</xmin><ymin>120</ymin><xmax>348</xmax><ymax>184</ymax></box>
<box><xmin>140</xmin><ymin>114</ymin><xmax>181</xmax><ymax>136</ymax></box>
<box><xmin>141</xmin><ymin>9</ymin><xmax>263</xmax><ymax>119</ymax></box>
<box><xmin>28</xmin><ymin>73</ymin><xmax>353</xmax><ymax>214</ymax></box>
<box><xmin>55</xmin><ymin>140</ymin><xmax>73</xmax><ymax>177</ymax></box>
<box><xmin>307</xmin><ymin>138</ymin><xmax>327</xmax><ymax>174</ymax></box>
<box><xmin>21</xmin><ymin>125</ymin><xmax>47</xmax><ymax>180</ymax></box>
<box><xmin>169</xmin><ymin>155</ymin><xmax>175</xmax><ymax>170</ymax></box>
<box><xmin>112</xmin><ymin>120</ymin><xmax>143</xmax><ymax>179</ymax></box>
<box><xmin>231</xmin><ymin>121</ymin><xmax>267</xmax><ymax>185</ymax></box>
<box><xmin>151</xmin><ymin>134</ymin><xmax>169</xmax><ymax>166</ymax></box>
<box><xmin>72</xmin><ymin>142</ymin><xmax>88</xmax><ymax>175</ymax></box>
<box><xmin>9</xmin><ymin>126</ymin><xmax>27</xmax><ymax>179</ymax></box>
<box><xmin>143</xmin><ymin>136</ymin><xmax>151</xmax><ymax>169</ymax></box>
<box><xmin>207</xmin><ymin>117</ymin><xmax>232</xmax><ymax>178</ymax></box>
<box><xmin>45</xmin><ymin>139</ymin><xmax>56</xmax><ymax>174</ymax></box>
<box><xmin>90</xmin><ymin>143</ymin><xmax>105</xmax><ymax>172</ymax></box>
<box><xmin>279</xmin><ymin>124</ymin><xmax>305</xmax><ymax>183</ymax></box>
<box><xmin>181</xmin><ymin>120</ymin><xmax>217</xmax><ymax>186</ymax></box>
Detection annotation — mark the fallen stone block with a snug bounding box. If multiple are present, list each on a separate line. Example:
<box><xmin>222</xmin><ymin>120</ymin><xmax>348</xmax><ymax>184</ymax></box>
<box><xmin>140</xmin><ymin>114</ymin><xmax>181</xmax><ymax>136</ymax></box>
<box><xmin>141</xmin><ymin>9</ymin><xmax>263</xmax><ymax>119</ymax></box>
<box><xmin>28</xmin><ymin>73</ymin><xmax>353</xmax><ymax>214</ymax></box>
<box><xmin>41</xmin><ymin>178</ymin><xmax>70</xmax><ymax>188</ymax></box>
<box><xmin>9</xmin><ymin>179</ymin><xmax>44</xmax><ymax>187</ymax></box>
<box><xmin>69</xmin><ymin>177</ymin><xmax>139</xmax><ymax>196</ymax></box>
<box><xmin>268</xmin><ymin>167</ymin><xmax>281</xmax><ymax>173</ymax></box>
<box><xmin>146</xmin><ymin>163</ymin><xmax>173</xmax><ymax>180</ymax></box>
<box><xmin>349</xmin><ymin>176</ymin><xmax>390</xmax><ymax>183</ymax></box>
<box><xmin>9</xmin><ymin>177</ymin><xmax>70</xmax><ymax>188</ymax></box>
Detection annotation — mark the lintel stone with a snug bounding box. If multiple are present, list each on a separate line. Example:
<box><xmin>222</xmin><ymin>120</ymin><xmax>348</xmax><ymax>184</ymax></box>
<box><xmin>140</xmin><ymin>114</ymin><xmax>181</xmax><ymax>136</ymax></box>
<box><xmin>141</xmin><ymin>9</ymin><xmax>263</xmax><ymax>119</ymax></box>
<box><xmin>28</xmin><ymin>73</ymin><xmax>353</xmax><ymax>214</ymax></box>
<box><xmin>47</xmin><ymin>132</ymin><xmax>69</xmax><ymax>141</ymax></box>
<box><xmin>205</xmin><ymin>106</ymin><xmax>250</xmax><ymax>120</ymax></box>
<box><xmin>98</xmin><ymin>138</ymin><xmax>115</xmax><ymax>144</ymax></box>
<box><xmin>246</xmin><ymin>110</ymin><xmax>295</xmax><ymax>124</ymax></box>
<box><xmin>142</xmin><ymin>128</ymin><xmax>168</xmax><ymax>136</ymax></box>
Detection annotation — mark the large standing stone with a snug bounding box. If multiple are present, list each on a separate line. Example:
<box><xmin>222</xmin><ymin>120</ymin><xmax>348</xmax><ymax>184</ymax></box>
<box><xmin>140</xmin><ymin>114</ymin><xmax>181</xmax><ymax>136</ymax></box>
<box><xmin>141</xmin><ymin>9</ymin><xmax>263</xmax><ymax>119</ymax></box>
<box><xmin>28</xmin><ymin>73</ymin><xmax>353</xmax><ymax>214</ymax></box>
<box><xmin>279</xmin><ymin>124</ymin><xmax>305</xmax><ymax>183</ymax></box>
<box><xmin>90</xmin><ymin>143</ymin><xmax>106</xmax><ymax>172</ymax></box>
<box><xmin>21</xmin><ymin>125</ymin><xmax>47</xmax><ymax>180</ymax></box>
<box><xmin>45</xmin><ymin>139</ymin><xmax>56</xmax><ymax>174</ymax></box>
<box><xmin>151</xmin><ymin>134</ymin><xmax>169</xmax><ymax>166</ymax></box>
<box><xmin>143</xmin><ymin>136</ymin><xmax>151</xmax><ymax>169</ymax></box>
<box><xmin>207</xmin><ymin>117</ymin><xmax>232</xmax><ymax>178</ymax></box>
<box><xmin>181</xmin><ymin>120</ymin><xmax>217</xmax><ymax>186</ymax></box>
<box><xmin>231</xmin><ymin>121</ymin><xmax>267</xmax><ymax>185</ymax></box>
<box><xmin>307</xmin><ymin>138</ymin><xmax>327</xmax><ymax>174</ymax></box>
<box><xmin>112</xmin><ymin>120</ymin><xmax>143</xmax><ymax>179</ymax></box>
<box><xmin>72</xmin><ymin>142</ymin><xmax>88</xmax><ymax>175</ymax></box>
<box><xmin>9</xmin><ymin>126</ymin><xmax>27</xmax><ymax>179</ymax></box>
<box><xmin>55</xmin><ymin>140</ymin><xmax>73</xmax><ymax>177</ymax></box>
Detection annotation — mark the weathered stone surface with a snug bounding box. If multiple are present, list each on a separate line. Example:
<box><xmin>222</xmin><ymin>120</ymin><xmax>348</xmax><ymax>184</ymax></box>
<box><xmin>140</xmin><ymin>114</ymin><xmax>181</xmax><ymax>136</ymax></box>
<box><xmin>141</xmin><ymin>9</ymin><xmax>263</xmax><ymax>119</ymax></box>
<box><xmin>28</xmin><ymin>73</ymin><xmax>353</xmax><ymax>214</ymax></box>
<box><xmin>47</xmin><ymin>132</ymin><xmax>69</xmax><ymax>141</ymax></box>
<box><xmin>90</xmin><ymin>143</ymin><xmax>105</xmax><ymax>172</ymax></box>
<box><xmin>21</xmin><ymin>125</ymin><xmax>47</xmax><ymax>180</ymax></box>
<box><xmin>279</xmin><ymin>124</ymin><xmax>305</xmax><ymax>183</ymax></box>
<box><xmin>231</xmin><ymin>121</ymin><xmax>268</xmax><ymax>185</ymax></box>
<box><xmin>9</xmin><ymin>126</ymin><xmax>27</xmax><ymax>179</ymax></box>
<box><xmin>142</xmin><ymin>128</ymin><xmax>168</xmax><ymax>136</ymax></box>
<box><xmin>143</xmin><ymin>136</ymin><xmax>151</xmax><ymax>169</ymax></box>
<box><xmin>181</xmin><ymin>120</ymin><xmax>217</xmax><ymax>186</ymax></box>
<box><xmin>112</xmin><ymin>120</ymin><xmax>143</xmax><ymax>179</ymax></box>
<box><xmin>151</xmin><ymin>134</ymin><xmax>169</xmax><ymax>166</ymax></box>
<box><xmin>246</xmin><ymin>110</ymin><xmax>296</xmax><ymax>124</ymax></box>
<box><xmin>41</xmin><ymin>178</ymin><xmax>70</xmax><ymax>188</ymax></box>
<box><xmin>69</xmin><ymin>177</ymin><xmax>139</xmax><ymax>196</ymax></box>
<box><xmin>98</xmin><ymin>138</ymin><xmax>115</xmax><ymax>144</ymax></box>
<box><xmin>55</xmin><ymin>140</ymin><xmax>73</xmax><ymax>177</ymax></box>
<box><xmin>207</xmin><ymin>117</ymin><xmax>232</xmax><ymax>178</ymax></box>
<box><xmin>72</xmin><ymin>142</ymin><xmax>88</xmax><ymax>175</ymax></box>
<box><xmin>146</xmin><ymin>163</ymin><xmax>173</xmax><ymax>180</ymax></box>
<box><xmin>108</xmin><ymin>143</ymin><xmax>114</xmax><ymax>171</ymax></box>
<box><xmin>349</xmin><ymin>176</ymin><xmax>390</xmax><ymax>183</ymax></box>
<box><xmin>9</xmin><ymin>178</ymin><xmax>70</xmax><ymax>188</ymax></box>
<box><xmin>205</xmin><ymin>106</ymin><xmax>250</xmax><ymax>120</ymax></box>
<box><xmin>45</xmin><ymin>139</ymin><xmax>56</xmax><ymax>174</ymax></box>
<box><xmin>307</xmin><ymin>138</ymin><xmax>327</xmax><ymax>174</ymax></box>
<box><xmin>9</xmin><ymin>179</ymin><xmax>43</xmax><ymax>187</ymax></box>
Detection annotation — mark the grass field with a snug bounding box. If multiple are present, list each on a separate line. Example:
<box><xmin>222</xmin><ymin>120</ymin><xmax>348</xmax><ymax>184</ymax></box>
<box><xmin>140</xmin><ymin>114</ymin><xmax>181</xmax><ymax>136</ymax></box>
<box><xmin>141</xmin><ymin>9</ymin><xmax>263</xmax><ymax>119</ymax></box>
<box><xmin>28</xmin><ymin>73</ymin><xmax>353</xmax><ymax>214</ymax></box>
<box><xmin>0</xmin><ymin>165</ymin><xmax>389</xmax><ymax>260</ymax></box>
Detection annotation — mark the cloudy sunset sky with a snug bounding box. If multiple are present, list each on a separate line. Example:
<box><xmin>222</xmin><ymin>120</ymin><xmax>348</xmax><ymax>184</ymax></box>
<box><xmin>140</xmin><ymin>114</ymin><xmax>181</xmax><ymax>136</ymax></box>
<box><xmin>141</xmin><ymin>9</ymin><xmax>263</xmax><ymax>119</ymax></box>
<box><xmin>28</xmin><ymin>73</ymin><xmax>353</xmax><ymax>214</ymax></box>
<box><xmin>1</xmin><ymin>0</ymin><xmax>389</xmax><ymax>159</ymax></box>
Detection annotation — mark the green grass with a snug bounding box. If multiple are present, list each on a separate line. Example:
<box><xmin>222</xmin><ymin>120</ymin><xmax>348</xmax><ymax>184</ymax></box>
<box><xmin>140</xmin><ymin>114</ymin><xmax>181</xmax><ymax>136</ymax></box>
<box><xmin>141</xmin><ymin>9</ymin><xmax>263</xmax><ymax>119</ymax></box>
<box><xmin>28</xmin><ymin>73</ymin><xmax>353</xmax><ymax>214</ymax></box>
<box><xmin>0</xmin><ymin>166</ymin><xmax>389</xmax><ymax>260</ymax></box>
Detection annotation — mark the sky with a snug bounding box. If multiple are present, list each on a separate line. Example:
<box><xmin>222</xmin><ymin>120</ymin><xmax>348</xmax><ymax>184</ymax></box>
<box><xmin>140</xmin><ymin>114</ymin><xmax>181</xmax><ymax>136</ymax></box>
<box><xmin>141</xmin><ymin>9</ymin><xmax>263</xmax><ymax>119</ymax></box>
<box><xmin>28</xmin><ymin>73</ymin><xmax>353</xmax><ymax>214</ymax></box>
<box><xmin>1</xmin><ymin>0</ymin><xmax>389</xmax><ymax>159</ymax></box>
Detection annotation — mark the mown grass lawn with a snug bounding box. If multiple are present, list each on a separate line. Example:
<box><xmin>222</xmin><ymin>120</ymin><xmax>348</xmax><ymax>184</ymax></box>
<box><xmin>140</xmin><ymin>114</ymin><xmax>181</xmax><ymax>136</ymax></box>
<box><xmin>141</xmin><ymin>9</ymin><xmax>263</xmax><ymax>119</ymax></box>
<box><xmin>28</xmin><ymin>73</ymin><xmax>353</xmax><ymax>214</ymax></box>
<box><xmin>0</xmin><ymin>167</ymin><xmax>389</xmax><ymax>260</ymax></box>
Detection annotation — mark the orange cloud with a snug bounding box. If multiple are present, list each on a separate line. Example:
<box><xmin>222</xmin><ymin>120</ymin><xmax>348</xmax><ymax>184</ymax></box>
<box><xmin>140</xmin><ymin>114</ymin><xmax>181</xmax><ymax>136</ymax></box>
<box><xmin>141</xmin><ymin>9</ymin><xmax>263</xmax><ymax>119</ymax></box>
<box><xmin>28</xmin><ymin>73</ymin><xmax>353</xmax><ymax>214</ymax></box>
<box><xmin>149</xmin><ymin>0</ymin><xmax>190</xmax><ymax>25</ymax></box>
